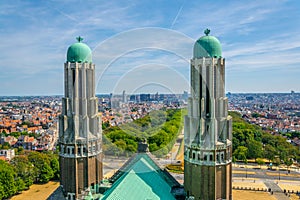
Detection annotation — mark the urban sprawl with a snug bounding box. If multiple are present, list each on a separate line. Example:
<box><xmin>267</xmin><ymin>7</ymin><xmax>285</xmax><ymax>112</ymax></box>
<box><xmin>1</xmin><ymin>92</ymin><xmax>300</xmax><ymax>161</ymax></box>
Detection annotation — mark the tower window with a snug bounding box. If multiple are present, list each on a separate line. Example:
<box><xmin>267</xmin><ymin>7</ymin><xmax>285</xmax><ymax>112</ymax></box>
<box><xmin>198</xmin><ymin>153</ymin><xmax>201</xmax><ymax>160</ymax></box>
<box><xmin>221</xmin><ymin>153</ymin><xmax>224</xmax><ymax>162</ymax></box>
<box><xmin>61</xmin><ymin>145</ymin><xmax>64</xmax><ymax>154</ymax></box>
<box><xmin>72</xmin><ymin>70</ymin><xmax>76</xmax><ymax>86</ymax></box>
<box><xmin>192</xmin><ymin>153</ymin><xmax>195</xmax><ymax>160</ymax></box>
<box><xmin>216</xmin><ymin>153</ymin><xmax>219</xmax><ymax>162</ymax></box>
<box><xmin>209</xmin><ymin>154</ymin><xmax>213</xmax><ymax>161</ymax></box>
<box><xmin>204</xmin><ymin>154</ymin><xmax>207</xmax><ymax>161</ymax></box>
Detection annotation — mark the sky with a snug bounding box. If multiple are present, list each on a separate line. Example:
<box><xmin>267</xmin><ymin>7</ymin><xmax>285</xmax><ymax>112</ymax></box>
<box><xmin>0</xmin><ymin>0</ymin><xmax>299</xmax><ymax>96</ymax></box>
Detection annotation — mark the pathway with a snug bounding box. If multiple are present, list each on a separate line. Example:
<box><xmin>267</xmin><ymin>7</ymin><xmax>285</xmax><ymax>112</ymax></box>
<box><xmin>264</xmin><ymin>180</ymin><xmax>290</xmax><ymax>200</ymax></box>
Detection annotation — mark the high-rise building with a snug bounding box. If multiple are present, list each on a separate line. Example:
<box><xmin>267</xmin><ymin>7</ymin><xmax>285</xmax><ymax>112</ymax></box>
<box><xmin>183</xmin><ymin>91</ymin><xmax>188</xmax><ymax>100</ymax></box>
<box><xmin>184</xmin><ymin>29</ymin><xmax>232</xmax><ymax>200</ymax></box>
<box><xmin>59</xmin><ymin>37</ymin><xmax>103</xmax><ymax>200</ymax></box>
<box><xmin>140</xmin><ymin>93</ymin><xmax>150</xmax><ymax>102</ymax></box>
<box><xmin>122</xmin><ymin>90</ymin><xmax>127</xmax><ymax>103</ymax></box>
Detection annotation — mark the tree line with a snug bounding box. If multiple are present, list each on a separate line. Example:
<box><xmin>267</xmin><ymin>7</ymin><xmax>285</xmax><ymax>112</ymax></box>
<box><xmin>230</xmin><ymin>111</ymin><xmax>300</xmax><ymax>166</ymax></box>
<box><xmin>103</xmin><ymin>108</ymin><xmax>185</xmax><ymax>157</ymax></box>
<box><xmin>0</xmin><ymin>151</ymin><xmax>59</xmax><ymax>199</ymax></box>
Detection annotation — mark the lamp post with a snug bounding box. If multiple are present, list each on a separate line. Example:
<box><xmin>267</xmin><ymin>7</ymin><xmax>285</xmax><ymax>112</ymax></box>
<box><xmin>278</xmin><ymin>166</ymin><xmax>281</xmax><ymax>181</ymax></box>
<box><xmin>244</xmin><ymin>158</ymin><xmax>248</xmax><ymax>179</ymax></box>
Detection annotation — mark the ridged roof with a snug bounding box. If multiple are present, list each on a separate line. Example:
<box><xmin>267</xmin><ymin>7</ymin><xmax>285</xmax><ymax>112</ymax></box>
<box><xmin>102</xmin><ymin>153</ymin><xmax>181</xmax><ymax>200</ymax></box>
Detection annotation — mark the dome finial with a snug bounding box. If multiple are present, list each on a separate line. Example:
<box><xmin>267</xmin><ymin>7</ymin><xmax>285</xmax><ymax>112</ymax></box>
<box><xmin>204</xmin><ymin>28</ymin><xmax>210</xmax><ymax>36</ymax></box>
<box><xmin>76</xmin><ymin>36</ymin><xmax>83</xmax><ymax>43</ymax></box>
<box><xmin>67</xmin><ymin>37</ymin><xmax>92</xmax><ymax>63</ymax></box>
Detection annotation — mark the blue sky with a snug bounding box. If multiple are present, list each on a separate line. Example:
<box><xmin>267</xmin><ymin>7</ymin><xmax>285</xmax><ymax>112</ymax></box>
<box><xmin>0</xmin><ymin>0</ymin><xmax>299</xmax><ymax>95</ymax></box>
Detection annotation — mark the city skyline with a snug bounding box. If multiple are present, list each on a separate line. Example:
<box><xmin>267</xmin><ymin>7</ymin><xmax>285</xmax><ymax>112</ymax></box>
<box><xmin>1</xmin><ymin>0</ymin><xmax>300</xmax><ymax>96</ymax></box>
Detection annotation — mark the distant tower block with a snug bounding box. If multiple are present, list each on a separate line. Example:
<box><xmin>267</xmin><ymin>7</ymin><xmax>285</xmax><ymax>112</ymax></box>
<box><xmin>122</xmin><ymin>90</ymin><xmax>127</xmax><ymax>103</ymax></box>
<box><xmin>184</xmin><ymin>29</ymin><xmax>232</xmax><ymax>200</ymax></box>
<box><xmin>59</xmin><ymin>37</ymin><xmax>103</xmax><ymax>200</ymax></box>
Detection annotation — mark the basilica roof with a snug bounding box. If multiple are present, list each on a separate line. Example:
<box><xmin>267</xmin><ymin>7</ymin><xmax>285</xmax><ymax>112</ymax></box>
<box><xmin>101</xmin><ymin>153</ymin><xmax>184</xmax><ymax>200</ymax></box>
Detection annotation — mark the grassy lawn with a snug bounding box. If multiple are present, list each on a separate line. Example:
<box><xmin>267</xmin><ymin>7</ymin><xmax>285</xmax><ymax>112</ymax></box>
<box><xmin>266</xmin><ymin>172</ymin><xmax>300</xmax><ymax>178</ymax></box>
<box><xmin>11</xmin><ymin>181</ymin><xmax>59</xmax><ymax>200</ymax></box>
<box><xmin>10</xmin><ymin>180</ymin><xmax>292</xmax><ymax>200</ymax></box>
<box><xmin>290</xmin><ymin>193</ymin><xmax>300</xmax><ymax>200</ymax></box>
<box><xmin>233</xmin><ymin>170</ymin><xmax>256</xmax><ymax>175</ymax></box>
<box><xmin>232</xmin><ymin>180</ymin><xmax>267</xmax><ymax>190</ymax></box>
<box><xmin>278</xmin><ymin>180</ymin><xmax>300</xmax><ymax>192</ymax></box>
<box><xmin>233</xmin><ymin>190</ymin><xmax>277</xmax><ymax>200</ymax></box>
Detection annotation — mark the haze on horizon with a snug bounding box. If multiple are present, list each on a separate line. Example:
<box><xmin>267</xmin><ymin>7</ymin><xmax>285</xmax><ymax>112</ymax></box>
<box><xmin>0</xmin><ymin>0</ymin><xmax>299</xmax><ymax>96</ymax></box>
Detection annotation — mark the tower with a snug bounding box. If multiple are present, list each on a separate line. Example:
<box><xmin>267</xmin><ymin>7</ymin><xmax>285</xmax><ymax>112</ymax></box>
<box><xmin>122</xmin><ymin>90</ymin><xmax>126</xmax><ymax>103</ymax></box>
<box><xmin>184</xmin><ymin>29</ymin><xmax>232</xmax><ymax>200</ymax></box>
<box><xmin>59</xmin><ymin>37</ymin><xmax>103</xmax><ymax>200</ymax></box>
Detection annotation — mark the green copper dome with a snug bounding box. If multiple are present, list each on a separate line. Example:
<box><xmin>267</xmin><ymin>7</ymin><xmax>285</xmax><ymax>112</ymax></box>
<box><xmin>67</xmin><ymin>36</ymin><xmax>92</xmax><ymax>63</ymax></box>
<box><xmin>193</xmin><ymin>29</ymin><xmax>222</xmax><ymax>58</ymax></box>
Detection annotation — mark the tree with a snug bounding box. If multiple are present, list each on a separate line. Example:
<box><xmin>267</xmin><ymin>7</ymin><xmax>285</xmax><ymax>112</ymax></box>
<box><xmin>232</xmin><ymin>156</ymin><xmax>236</xmax><ymax>163</ymax></box>
<box><xmin>103</xmin><ymin>142</ymin><xmax>120</xmax><ymax>156</ymax></box>
<box><xmin>229</xmin><ymin>111</ymin><xmax>300</xmax><ymax>165</ymax></box>
<box><xmin>115</xmin><ymin>140</ymin><xmax>127</xmax><ymax>151</ymax></box>
<box><xmin>233</xmin><ymin>146</ymin><xmax>248</xmax><ymax>161</ymax></box>
<box><xmin>0</xmin><ymin>184</ymin><xmax>4</xmax><ymax>200</ymax></box>
<box><xmin>104</xmin><ymin>108</ymin><xmax>184</xmax><ymax>157</ymax></box>
<box><xmin>2</xmin><ymin>142</ymin><xmax>10</xmax><ymax>149</ymax></box>
<box><xmin>15</xmin><ymin>177</ymin><xmax>26</xmax><ymax>192</ymax></box>
<box><xmin>102</xmin><ymin>121</ymin><xmax>110</xmax><ymax>130</ymax></box>
<box><xmin>15</xmin><ymin>146</ymin><xmax>24</xmax><ymax>155</ymax></box>
<box><xmin>125</xmin><ymin>144</ymin><xmax>137</xmax><ymax>154</ymax></box>
<box><xmin>27</xmin><ymin>151</ymin><xmax>54</xmax><ymax>183</ymax></box>
<box><xmin>10</xmin><ymin>156</ymin><xmax>34</xmax><ymax>187</ymax></box>
<box><xmin>232</xmin><ymin>137</ymin><xmax>240</xmax><ymax>152</ymax></box>
<box><xmin>284</xmin><ymin>158</ymin><xmax>293</xmax><ymax>171</ymax></box>
<box><xmin>273</xmin><ymin>157</ymin><xmax>281</xmax><ymax>166</ymax></box>
<box><xmin>262</xmin><ymin>133</ymin><xmax>276</xmax><ymax>147</ymax></box>
<box><xmin>50</xmin><ymin>156</ymin><xmax>60</xmax><ymax>180</ymax></box>
<box><xmin>40</xmin><ymin>163</ymin><xmax>54</xmax><ymax>183</ymax></box>
<box><xmin>256</xmin><ymin>158</ymin><xmax>265</xmax><ymax>169</ymax></box>
<box><xmin>251</xmin><ymin>113</ymin><xmax>261</xmax><ymax>118</ymax></box>
<box><xmin>264</xmin><ymin>144</ymin><xmax>276</xmax><ymax>161</ymax></box>
<box><xmin>149</xmin><ymin>143</ymin><xmax>158</xmax><ymax>152</ymax></box>
<box><xmin>247</xmin><ymin>139</ymin><xmax>262</xmax><ymax>161</ymax></box>
<box><xmin>155</xmin><ymin>146</ymin><xmax>169</xmax><ymax>158</ymax></box>
<box><xmin>0</xmin><ymin>160</ymin><xmax>17</xmax><ymax>198</ymax></box>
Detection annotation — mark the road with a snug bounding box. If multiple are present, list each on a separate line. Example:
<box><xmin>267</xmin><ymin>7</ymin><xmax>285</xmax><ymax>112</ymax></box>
<box><xmin>233</xmin><ymin>166</ymin><xmax>300</xmax><ymax>181</ymax></box>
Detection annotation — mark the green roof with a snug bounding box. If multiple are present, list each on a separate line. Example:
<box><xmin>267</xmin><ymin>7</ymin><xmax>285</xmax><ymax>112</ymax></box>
<box><xmin>101</xmin><ymin>153</ymin><xmax>179</xmax><ymax>200</ymax></box>
<box><xmin>67</xmin><ymin>36</ymin><xmax>92</xmax><ymax>63</ymax></box>
<box><xmin>193</xmin><ymin>29</ymin><xmax>222</xmax><ymax>58</ymax></box>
